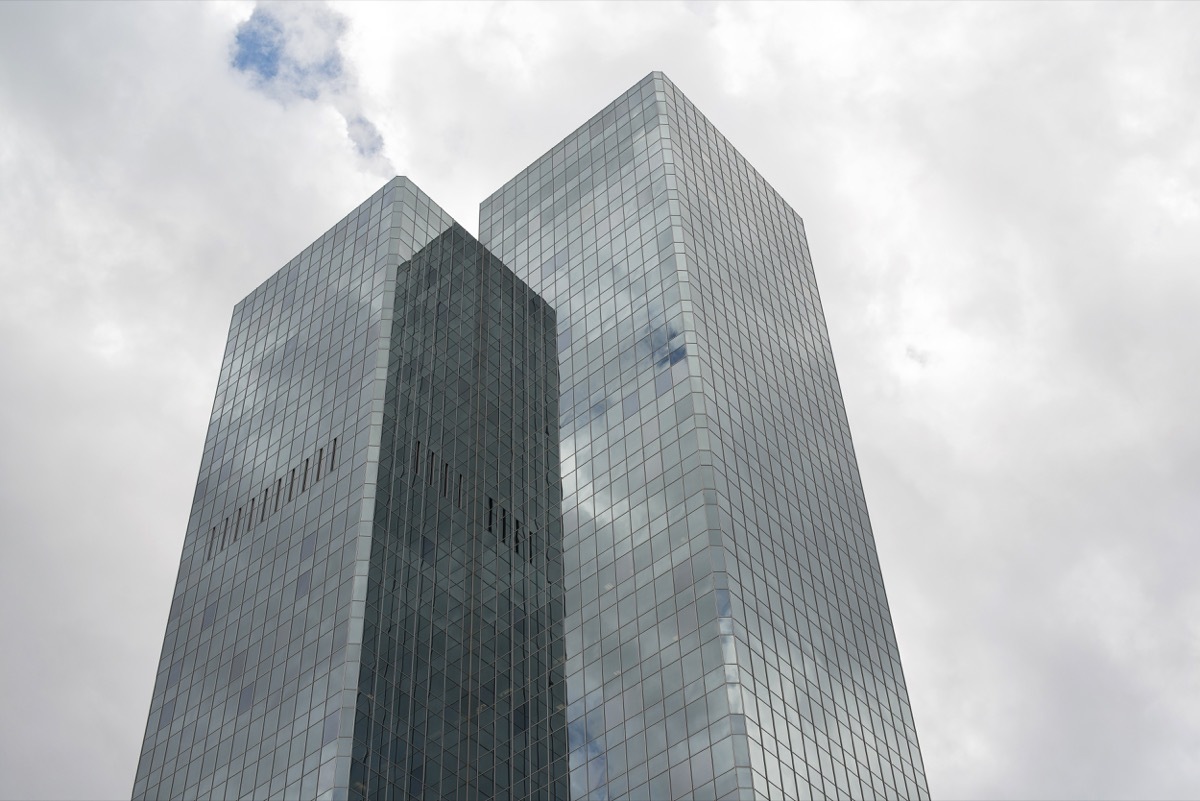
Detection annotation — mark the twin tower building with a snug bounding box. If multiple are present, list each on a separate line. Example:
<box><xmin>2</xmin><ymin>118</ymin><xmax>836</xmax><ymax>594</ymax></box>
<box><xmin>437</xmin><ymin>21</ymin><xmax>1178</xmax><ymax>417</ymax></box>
<box><xmin>133</xmin><ymin>73</ymin><xmax>928</xmax><ymax>801</ymax></box>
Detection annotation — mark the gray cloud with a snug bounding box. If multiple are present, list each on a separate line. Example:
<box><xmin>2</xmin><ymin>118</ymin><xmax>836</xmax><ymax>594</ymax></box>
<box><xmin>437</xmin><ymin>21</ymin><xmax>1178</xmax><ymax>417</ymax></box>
<box><xmin>1</xmin><ymin>2</ymin><xmax>1199</xmax><ymax>799</ymax></box>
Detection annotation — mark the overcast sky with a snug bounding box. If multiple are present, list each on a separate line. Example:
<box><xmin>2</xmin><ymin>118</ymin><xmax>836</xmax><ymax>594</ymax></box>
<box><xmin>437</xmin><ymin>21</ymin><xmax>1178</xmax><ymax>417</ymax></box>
<box><xmin>1</xmin><ymin>2</ymin><xmax>1198</xmax><ymax>799</ymax></box>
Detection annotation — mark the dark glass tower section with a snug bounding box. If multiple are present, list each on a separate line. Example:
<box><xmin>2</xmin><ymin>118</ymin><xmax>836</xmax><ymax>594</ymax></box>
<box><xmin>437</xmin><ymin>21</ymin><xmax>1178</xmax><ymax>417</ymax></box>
<box><xmin>480</xmin><ymin>73</ymin><xmax>927</xmax><ymax>800</ymax></box>
<box><xmin>356</xmin><ymin>224</ymin><xmax>566</xmax><ymax>799</ymax></box>
<box><xmin>133</xmin><ymin>179</ymin><xmax>565</xmax><ymax>801</ymax></box>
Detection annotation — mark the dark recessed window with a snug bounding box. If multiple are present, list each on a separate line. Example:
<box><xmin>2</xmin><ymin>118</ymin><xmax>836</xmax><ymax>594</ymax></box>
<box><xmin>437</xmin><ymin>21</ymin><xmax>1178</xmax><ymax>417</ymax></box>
<box><xmin>295</xmin><ymin>570</ymin><xmax>311</xmax><ymax>600</ymax></box>
<box><xmin>237</xmin><ymin>684</ymin><xmax>255</xmax><ymax>715</ymax></box>
<box><xmin>157</xmin><ymin>699</ymin><xmax>175</xmax><ymax>731</ymax></box>
<box><xmin>201</xmin><ymin>601</ymin><xmax>217</xmax><ymax>629</ymax></box>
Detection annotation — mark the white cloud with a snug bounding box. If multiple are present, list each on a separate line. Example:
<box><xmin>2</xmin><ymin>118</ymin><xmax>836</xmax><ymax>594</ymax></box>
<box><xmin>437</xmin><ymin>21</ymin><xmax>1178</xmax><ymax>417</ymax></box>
<box><xmin>1</xmin><ymin>2</ymin><xmax>1199</xmax><ymax>798</ymax></box>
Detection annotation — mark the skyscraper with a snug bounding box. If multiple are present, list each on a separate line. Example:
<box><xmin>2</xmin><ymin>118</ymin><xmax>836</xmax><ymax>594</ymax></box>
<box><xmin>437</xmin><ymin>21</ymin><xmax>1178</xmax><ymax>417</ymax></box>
<box><xmin>480</xmin><ymin>72</ymin><xmax>927</xmax><ymax>800</ymax></box>
<box><xmin>133</xmin><ymin>179</ymin><xmax>566</xmax><ymax>800</ymax></box>
<box><xmin>136</xmin><ymin>73</ymin><xmax>925</xmax><ymax>801</ymax></box>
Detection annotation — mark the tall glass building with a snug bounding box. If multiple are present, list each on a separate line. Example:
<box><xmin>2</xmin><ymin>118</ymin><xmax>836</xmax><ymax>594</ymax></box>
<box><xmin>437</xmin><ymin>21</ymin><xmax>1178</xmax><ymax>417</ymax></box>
<box><xmin>133</xmin><ymin>179</ymin><xmax>566</xmax><ymax>801</ymax></box>
<box><xmin>480</xmin><ymin>72</ymin><xmax>928</xmax><ymax>801</ymax></box>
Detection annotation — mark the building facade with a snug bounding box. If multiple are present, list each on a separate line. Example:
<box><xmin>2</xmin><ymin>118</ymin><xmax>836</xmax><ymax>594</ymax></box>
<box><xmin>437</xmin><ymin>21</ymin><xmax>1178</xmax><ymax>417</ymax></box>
<box><xmin>133</xmin><ymin>179</ymin><xmax>566</xmax><ymax>800</ymax></box>
<box><xmin>479</xmin><ymin>72</ymin><xmax>928</xmax><ymax>801</ymax></box>
<box><xmin>136</xmin><ymin>73</ymin><xmax>926</xmax><ymax>801</ymax></box>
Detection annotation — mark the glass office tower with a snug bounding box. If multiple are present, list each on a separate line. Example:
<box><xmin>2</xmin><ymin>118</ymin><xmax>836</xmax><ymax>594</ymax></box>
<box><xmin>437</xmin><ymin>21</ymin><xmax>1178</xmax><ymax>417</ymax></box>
<box><xmin>480</xmin><ymin>73</ymin><xmax>928</xmax><ymax>801</ymax></box>
<box><xmin>133</xmin><ymin>179</ymin><xmax>566</xmax><ymax>800</ymax></box>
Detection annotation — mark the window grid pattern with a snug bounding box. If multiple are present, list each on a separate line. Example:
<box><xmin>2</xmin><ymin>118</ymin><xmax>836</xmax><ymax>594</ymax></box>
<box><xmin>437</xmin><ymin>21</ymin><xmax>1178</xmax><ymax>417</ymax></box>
<box><xmin>480</xmin><ymin>72</ymin><xmax>927</xmax><ymax>801</ymax></box>
<box><xmin>133</xmin><ymin>179</ymin><xmax>475</xmax><ymax>800</ymax></box>
<box><xmin>658</xmin><ymin>78</ymin><xmax>929</xmax><ymax>801</ymax></box>
<box><xmin>353</xmin><ymin>223</ymin><xmax>567</xmax><ymax>800</ymax></box>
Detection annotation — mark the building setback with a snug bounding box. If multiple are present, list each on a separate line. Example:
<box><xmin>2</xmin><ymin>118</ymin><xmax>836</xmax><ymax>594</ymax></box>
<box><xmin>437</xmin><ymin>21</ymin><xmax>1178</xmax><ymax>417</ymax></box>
<box><xmin>132</xmin><ymin>179</ymin><xmax>566</xmax><ymax>800</ymax></box>
<box><xmin>479</xmin><ymin>72</ymin><xmax>928</xmax><ymax>800</ymax></box>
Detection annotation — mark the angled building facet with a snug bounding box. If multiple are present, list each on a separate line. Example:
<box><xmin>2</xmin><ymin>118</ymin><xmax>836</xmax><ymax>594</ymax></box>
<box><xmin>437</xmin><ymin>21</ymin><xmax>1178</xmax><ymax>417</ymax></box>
<box><xmin>479</xmin><ymin>72</ymin><xmax>927</xmax><ymax>801</ymax></box>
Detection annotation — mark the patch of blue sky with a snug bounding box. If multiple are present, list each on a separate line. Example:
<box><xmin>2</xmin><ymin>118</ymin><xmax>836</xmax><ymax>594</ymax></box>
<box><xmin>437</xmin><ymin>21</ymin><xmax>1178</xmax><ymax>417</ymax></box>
<box><xmin>232</xmin><ymin>6</ymin><xmax>344</xmax><ymax>100</ymax></box>
<box><xmin>232</xmin><ymin>9</ymin><xmax>283</xmax><ymax>82</ymax></box>
<box><xmin>345</xmin><ymin>115</ymin><xmax>384</xmax><ymax>159</ymax></box>
<box><xmin>229</xmin><ymin>4</ymin><xmax>389</xmax><ymax>170</ymax></box>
